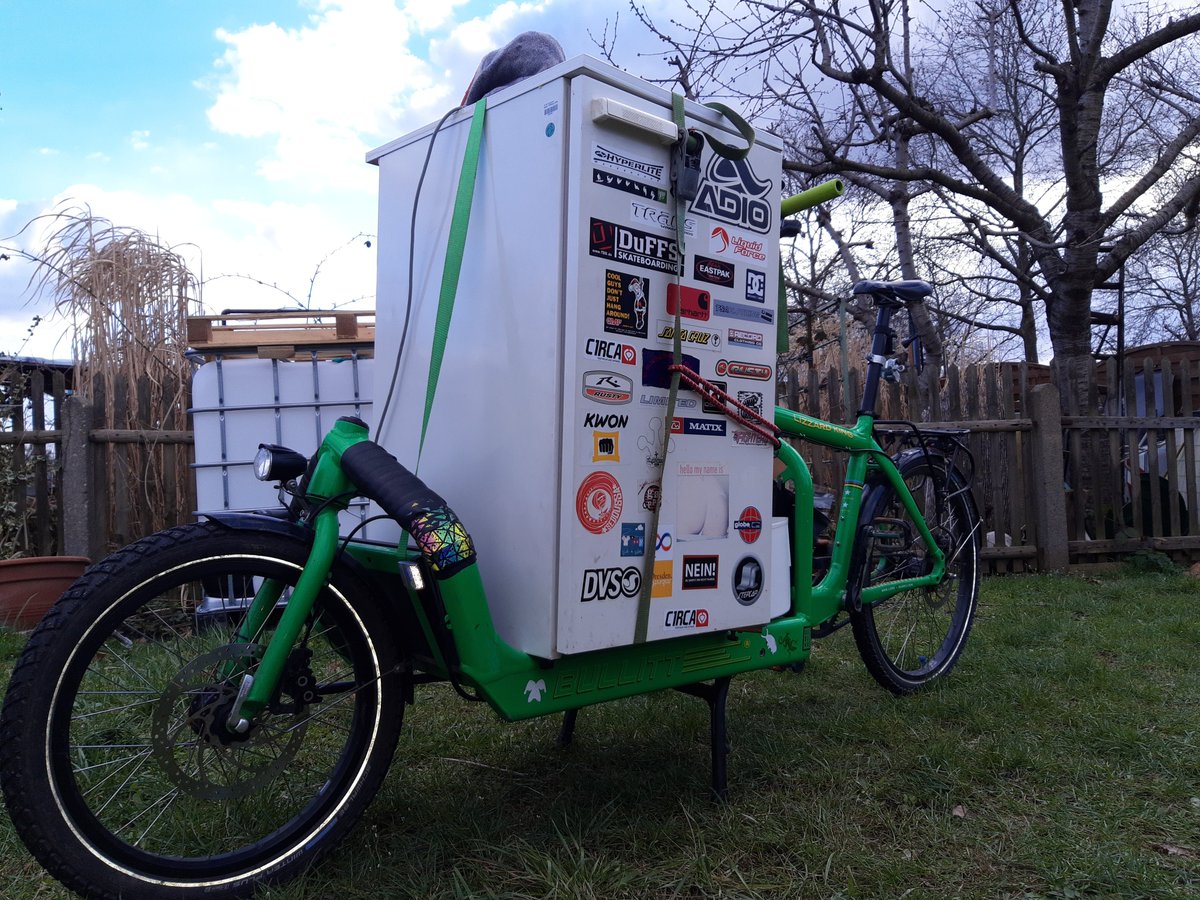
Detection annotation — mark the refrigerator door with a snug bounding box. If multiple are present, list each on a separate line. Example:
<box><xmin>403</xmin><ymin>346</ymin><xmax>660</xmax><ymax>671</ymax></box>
<box><xmin>556</xmin><ymin>74</ymin><xmax>781</xmax><ymax>653</ymax></box>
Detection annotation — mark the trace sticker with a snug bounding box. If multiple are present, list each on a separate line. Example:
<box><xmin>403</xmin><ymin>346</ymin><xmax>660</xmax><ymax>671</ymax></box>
<box><xmin>576</xmin><ymin>471</ymin><xmax>623</xmax><ymax>535</ymax></box>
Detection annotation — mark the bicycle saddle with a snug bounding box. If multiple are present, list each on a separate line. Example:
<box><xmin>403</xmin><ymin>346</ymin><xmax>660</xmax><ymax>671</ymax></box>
<box><xmin>851</xmin><ymin>279</ymin><xmax>934</xmax><ymax>303</ymax></box>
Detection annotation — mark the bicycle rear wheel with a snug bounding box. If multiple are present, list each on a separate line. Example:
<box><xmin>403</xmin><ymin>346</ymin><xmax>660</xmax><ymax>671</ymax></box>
<box><xmin>849</xmin><ymin>454</ymin><xmax>980</xmax><ymax>694</ymax></box>
<box><xmin>0</xmin><ymin>522</ymin><xmax>404</xmax><ymax>899</ymax></box>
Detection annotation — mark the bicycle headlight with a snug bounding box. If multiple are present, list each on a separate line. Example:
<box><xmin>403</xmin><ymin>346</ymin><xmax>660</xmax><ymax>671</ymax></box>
<box><xmin>253</xmin><ymin>444</ymin><xmax>308</xmax><ymax>483</ymax></box>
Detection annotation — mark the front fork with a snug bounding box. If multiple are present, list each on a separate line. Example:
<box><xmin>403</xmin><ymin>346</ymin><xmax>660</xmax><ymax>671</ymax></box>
<box><xmin>225</xmin><ymin>509</ymin><xmax>342</xmax><ymax>728</ymax></box>
<box><xmin>224</xmin><ymin>418</ymin><xmax>367</xmax><ymax>728</ymax></box>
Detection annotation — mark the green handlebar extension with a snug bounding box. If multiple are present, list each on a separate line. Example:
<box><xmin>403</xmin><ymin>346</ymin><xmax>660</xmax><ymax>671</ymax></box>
<box><xmin>780</xmin><ymin>179</ymin><xmax>845</xmax><ymax>217</ymax></box>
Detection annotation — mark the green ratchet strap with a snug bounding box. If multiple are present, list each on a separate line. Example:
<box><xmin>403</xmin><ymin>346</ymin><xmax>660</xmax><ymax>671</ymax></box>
<box><xmin>778</xmin><ymin>259</ymin><xmax>789</xmax><ymax>354</ymax></box>
<box><xmin>696</xmin><ymin>101</ymin><xmax>755</xmax><ymax>161</ymax></box>
<box><xmin>418</xmin><ymin>97</ymin><xmax>487</xmax><ymax>466</ymax></box>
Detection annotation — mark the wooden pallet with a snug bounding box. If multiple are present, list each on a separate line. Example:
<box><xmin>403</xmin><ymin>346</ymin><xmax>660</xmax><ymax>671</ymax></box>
<box><xmin>186</xmin><ymin>310</ymin><xmax>375</xmax><ymax>360</ymax></box>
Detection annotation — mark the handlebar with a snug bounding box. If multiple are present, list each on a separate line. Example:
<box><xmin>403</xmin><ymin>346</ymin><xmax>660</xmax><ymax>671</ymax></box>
<box><xmin>780</xmin><ymin>179</ymin><xmax>845</xmax><ymax>217</ymax></box>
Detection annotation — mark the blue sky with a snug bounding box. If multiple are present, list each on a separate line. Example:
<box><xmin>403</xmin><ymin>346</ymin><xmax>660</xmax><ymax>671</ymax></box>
<box><xmin>1</xmin><ymin>0</ymin><xmax>675</xmax><ymax>359</ymax></box>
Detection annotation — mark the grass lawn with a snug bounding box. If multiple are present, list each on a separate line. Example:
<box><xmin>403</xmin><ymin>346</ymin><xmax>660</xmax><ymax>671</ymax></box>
<box><xmin>0</xmin><ymin>569</ymin><xmax>1197</xmax><ymax>898</ymax></box>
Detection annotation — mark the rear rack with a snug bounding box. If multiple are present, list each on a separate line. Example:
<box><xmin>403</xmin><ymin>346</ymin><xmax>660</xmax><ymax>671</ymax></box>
<box><xmin>873</xmin><ymin>419</ymin><xmax>976</xmax><ymax>502</ymax></box>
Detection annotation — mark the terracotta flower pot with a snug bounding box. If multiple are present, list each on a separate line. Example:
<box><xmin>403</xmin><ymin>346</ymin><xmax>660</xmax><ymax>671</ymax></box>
<box><xmin>0</xmin><ymin>556</ymin><xmax>90</xmax><ymax>630</ymax></box>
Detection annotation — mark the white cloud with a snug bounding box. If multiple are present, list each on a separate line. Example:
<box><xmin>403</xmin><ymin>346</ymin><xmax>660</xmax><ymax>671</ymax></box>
<box><xmin>130</xmin><ymin>130</ymin><xmax>151</xmax><ymax>151</ymax></box>
<box><xmin>36</xmin><ymin>147</ymin><xmax>59</xmax><ymax>156</ymax></box>
<box><xmin>201</xmin><ymin>0</ymin><xmax>587</xmax><ymax>191</ymax></box>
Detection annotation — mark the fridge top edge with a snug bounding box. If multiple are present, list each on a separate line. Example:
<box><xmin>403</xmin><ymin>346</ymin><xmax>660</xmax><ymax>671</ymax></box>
<box><xmin>366</xmin><ymin>54</ymin><xmax>782</xmax><ymax>164</ymax></box>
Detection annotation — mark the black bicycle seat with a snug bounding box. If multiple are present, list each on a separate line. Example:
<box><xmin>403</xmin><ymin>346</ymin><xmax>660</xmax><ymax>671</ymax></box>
<box><xmin>851</xmin><ymin>279</ymin><xmax>934</xmax><ymax>304</ymax></box>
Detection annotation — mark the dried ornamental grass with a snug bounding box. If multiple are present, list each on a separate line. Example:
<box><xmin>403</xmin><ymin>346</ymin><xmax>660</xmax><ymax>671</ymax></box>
<box><xmin>29</xmin><ymin>207</ymin><xmax>199</xmax><ymax>548</ymax></box>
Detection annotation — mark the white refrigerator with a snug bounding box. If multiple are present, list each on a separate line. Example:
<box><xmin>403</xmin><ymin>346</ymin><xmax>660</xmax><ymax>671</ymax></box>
<box><xmin>368</xmin><ymin>56</ymin><xmax>782</xmax><ymax>657</ymax></box>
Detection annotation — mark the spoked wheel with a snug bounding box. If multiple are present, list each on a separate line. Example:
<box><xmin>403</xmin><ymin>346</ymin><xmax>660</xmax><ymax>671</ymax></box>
<box><xmin>849</xmin><ymin>454</ymin><xmax>980</xmax><ymax>695</ymax></box>
<box><xmin>0</xmin><ymin>522</ymin><xmax>404</xmax><ymax>899</ymax></box>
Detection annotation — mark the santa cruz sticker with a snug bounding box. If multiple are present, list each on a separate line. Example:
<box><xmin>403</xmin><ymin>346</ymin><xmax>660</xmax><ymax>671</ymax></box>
<box><xmin>656</xmin><ymin>320</ymin><xmax>721</xmax><ymax>351</ymax></box>
<box><xmin>576</xmin><ymin>472</ymin><xmax>623</xmax><ymax>535</ymax></box>
<box><xmin>690</xmin><ymin>153</ymin><xmax>774</xmax><ymax>234</ymax></box>
<box><xmin>590</xmin><ymin>218</ymin><xmax>681</xmax><ymax>274</ymax></box>
<box><xmin>732</xmin><ymin>555</ymin><xmax>764</xmax><ymax>605</ymax></box>
<box><xmin>734</xmin><ymin>507</ymin><xmax>763</xmax><ymax>544</ymax></box>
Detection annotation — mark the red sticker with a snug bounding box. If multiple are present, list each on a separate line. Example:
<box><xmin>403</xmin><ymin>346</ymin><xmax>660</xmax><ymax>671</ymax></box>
<box><xmin>576</xmin><ymin>471</ymin><xmax>623</xmax><ymax>534</ymax></box>
<box><xmin>734</xmin><ymin>506</ymin><xmax>763</xmax><ymax>544</ymax></box>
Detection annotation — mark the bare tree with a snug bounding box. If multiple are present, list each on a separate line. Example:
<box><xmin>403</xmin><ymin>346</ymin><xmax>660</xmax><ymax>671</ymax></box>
<box><xmin>1124</xmin><ymin>226</ymin><xmax>1200</xmax><ymax>343</ymax></box>
<box><xmin>618</xmin><ymin>0</ymin><xmax>1200</xmax><ymax>414</ymax></box>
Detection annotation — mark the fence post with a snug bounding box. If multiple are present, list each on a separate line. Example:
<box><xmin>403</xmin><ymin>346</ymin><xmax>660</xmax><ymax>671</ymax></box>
<box><xmin>62</xmin><ymin>395</ymin><xmax>96</xmax><ymax>560</ymax></box>
<box><xmin>1030</xmin><ymin>383</ymin><xmax>1069</xmax><ymax>571</ymax></box>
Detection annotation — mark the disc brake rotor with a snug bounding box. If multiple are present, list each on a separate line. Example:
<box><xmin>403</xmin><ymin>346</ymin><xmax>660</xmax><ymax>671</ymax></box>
<box><xmin>150</xmin><ymin>644</ymin><xmax>308</xmax><ymax>800</ymax></box>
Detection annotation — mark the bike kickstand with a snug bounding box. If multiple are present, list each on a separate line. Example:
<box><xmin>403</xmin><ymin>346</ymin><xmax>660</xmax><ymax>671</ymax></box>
<box><xmin>557</xmin><ymin>708</ymin><xmax>579</xmax><ymax>748</ymax></box>
<box><xmin>675</xmin><ymin>675</ymin><xmax>733</xmax><ymax>801</ymax></box>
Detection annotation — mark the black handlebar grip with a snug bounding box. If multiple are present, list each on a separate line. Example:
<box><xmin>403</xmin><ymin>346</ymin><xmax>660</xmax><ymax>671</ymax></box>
<box><xmin>341</xmin><ymin>441</ymin><xmax>476</xmax><ymax>579</ymax></box>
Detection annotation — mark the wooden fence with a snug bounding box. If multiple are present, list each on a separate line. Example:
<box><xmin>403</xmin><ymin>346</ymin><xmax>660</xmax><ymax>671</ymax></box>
<box><xmin>1</xmin><ymin>363</ymin><xmax>194</xmax><ymax>560</ymax></box>
<box><xmin>4</xmin><ymin>356</ymin><xmax>1198</xmax><ymax>570</ymax></box>
<box><xmin>779</xmin><ymin>357</ymin><xmax>1200</xmax><ymax>570</ymax></box>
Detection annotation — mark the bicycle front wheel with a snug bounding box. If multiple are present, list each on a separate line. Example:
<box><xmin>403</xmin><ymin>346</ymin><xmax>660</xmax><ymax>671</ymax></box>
<box><xmin>0</xmin><ymin>522</ymin><xmax>404</xmax><ymax>899</ymax></box>
<box><xmin>849</xmin><ymin>455</ymin><xmax>980</xmax><ymax>694</ymax></box>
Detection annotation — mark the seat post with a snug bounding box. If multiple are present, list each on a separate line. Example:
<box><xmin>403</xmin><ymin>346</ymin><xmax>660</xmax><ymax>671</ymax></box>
<box><xmin>858</xmin><ymin>295</ymin><xmax>901</xmax><ymax>418</ymax></box>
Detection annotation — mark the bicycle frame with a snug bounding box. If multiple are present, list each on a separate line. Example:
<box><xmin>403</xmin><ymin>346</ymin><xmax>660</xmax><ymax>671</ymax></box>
<box><xmin>228</xmin><ymin>405</ymin><xmax>946</xmax><ymax>727</ymax></box>
<box><xmin>224</xmin><ymin>183</ymin><xmax>949</xmax><ymax>728</ymax></box>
